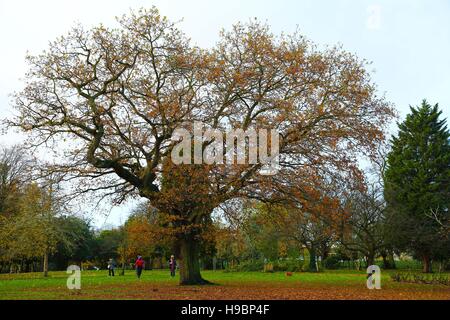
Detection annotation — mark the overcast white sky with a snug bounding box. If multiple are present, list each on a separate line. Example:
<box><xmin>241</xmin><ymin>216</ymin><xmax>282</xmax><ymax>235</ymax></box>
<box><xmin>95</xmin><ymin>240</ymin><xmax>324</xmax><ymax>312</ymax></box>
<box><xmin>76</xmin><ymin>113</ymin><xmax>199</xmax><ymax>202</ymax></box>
<box><xmin>1</xmin><ymin>0</ymin><xmax>449</xmax><ymax>227</ymax></box>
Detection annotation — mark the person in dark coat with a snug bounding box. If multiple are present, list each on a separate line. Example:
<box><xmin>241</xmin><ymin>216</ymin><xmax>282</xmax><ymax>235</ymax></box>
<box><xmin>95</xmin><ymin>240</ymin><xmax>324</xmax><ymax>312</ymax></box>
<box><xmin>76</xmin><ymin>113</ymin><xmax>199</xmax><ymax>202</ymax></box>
<box><xmin>169</xmin><ymin>255</ymin><xmax>177</xmax><ymax>277</ymax></box>
<box><xmin>107</xmin><ymin>258</ymin><xmax>116</xmax><ymax>276</ymax></box>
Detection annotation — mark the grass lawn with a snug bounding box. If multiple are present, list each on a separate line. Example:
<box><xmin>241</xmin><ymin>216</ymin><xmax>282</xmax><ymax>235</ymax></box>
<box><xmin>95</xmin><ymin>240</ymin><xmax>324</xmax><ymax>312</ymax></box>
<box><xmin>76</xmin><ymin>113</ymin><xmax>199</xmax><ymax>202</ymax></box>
<box><xmin>0</xmin><ymin>269</ymin><xmax>448</xmax><ymax>300</ymax></box>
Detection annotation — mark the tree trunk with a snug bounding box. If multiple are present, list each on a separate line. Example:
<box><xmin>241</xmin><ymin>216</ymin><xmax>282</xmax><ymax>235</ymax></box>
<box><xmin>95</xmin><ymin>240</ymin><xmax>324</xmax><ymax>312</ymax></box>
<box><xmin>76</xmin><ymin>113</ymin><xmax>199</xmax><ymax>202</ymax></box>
<box><xmin>320</xmin><ymin>242</ymin><xmax>330</xmax><ymax>260</ymax></box>
<box><xmin>422</xmin><ymin>254</ymin><xmax>432</xmax><ymax>273</ymax></box>
<box><xmin>178</xmin><ymin>236</ymin><xmax>210</xmax><ymax>285</ymax></box>
<box><xmin>148</xmin><ymin>257</ymin><xmax>153</xmax><ymax>270</ymax></box>
<box><xmin>389</xmin><ymin>252</ymin><xmax>396</xmax><ymax>269</ymax></box>
<box><xmin>366</xmin><ymin>253</ymin><xmax>375</xmax><ymax>267</ymax></box>
<box><xmin>308</xmin><ymin>246</ymin><xmax>318</xmax><ymax>272</ymax></box>
<box><xmin>43</xmin><ymin>251</ymin><xmax>49</xmax><ymax>277</ymax></box>
<box><xmin>381</xmin><ymin>252</ymin><xmax>388</xmax><ymax>268</ymax></box>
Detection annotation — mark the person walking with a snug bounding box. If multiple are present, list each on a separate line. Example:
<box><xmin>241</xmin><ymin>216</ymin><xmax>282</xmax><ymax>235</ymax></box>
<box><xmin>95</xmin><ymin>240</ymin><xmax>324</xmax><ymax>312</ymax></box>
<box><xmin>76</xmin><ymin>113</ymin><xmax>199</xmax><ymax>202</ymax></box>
<box><xmin>107</xmin><ymin>258</ymin><xmax>116</xmax><ymax>277</ymax></box>
<box><xmin>169</xmin><ymin>255</ymin><xmax>177</xmax><ymax>277</ymax></box>
<box><xmin>135</xmin><ymin>255</ymin><xmax>145</xmax><ymax>279</ymax></box>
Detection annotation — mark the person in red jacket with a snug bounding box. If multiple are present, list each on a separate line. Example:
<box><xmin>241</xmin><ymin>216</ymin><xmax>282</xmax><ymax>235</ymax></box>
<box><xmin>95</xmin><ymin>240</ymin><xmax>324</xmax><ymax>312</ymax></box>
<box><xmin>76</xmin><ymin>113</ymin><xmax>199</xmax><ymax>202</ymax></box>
<box><xmin>135</xmin><ymin>255</ymin><xmax>145</xmax><ymax>279</ymax></box>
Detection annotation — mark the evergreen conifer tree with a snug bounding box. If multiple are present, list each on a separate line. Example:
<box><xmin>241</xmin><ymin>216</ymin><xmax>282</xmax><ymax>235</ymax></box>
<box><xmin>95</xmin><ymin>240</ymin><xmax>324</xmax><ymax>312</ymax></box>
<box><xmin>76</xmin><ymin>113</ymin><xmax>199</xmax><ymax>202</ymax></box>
<box><xmin>384</xmin><ymin>100</ymin><xmax>450</xmax><ymax>273</ymax></box>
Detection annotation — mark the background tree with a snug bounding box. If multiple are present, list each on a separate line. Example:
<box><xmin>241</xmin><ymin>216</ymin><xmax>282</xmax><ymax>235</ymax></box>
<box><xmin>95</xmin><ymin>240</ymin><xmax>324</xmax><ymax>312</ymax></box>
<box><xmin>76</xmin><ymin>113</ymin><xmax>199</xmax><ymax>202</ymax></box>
<box><xmin>271</xmin><ymin>190</ymin><xmax>341</xmax><ymax>272</ymax></box>
<box><xmin>384</xmin><ymin>101</ymin><xmax>450</xmax><ymax>273</ymax></box>
<box><xmin>8</xmin><ymin>7</ymin><xmax>394</xmax><ymax>284</ymax></box>
<box><xmin>243</xmin><ymin>209</ymin><xmax>281</xmax><ymax>262</ymax></box>
<box><xmin>214</xmin><ymin>223</ymin><xmax>248</xmax><ymax>269</ymax></box>
<box><xmin>0</xmin><ymin>145</ymin><xmax>30</xmax><ymax>216</ymax></box>
<box><xmin>51</xmin><ymin>216</ymin><xmax>96</xmax><ymax>270</ymax></box>
<box><xmin>123</xmin><ymin>202</ymin><xmax>171</xmax><ymax>269</ymax></box>
<box><xmin>0</xmin><ymin>183</ymin><xmax>62</xmax><ymax>276</ymax></box>
<box><xmin>0</xmin><ymin>145</ymin><xmax>28</xmax><ymax>271</ymax></box>
<box><xmin>94</xmin><ymin>229</ymin><xmax>122</xmax><ymax>267</ymax></box>
<box><xmin>340</xmin><ymin>183</ymin><xmax>386</xmax><ymax>267</ymax></box>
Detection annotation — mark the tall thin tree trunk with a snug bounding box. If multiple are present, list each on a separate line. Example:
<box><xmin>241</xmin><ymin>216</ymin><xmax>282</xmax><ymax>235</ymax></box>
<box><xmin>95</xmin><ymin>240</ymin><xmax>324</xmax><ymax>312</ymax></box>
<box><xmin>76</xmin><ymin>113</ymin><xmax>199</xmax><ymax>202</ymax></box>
<box><xmin>366</xmin><ymin>253</ymin><xmax>375</xmax><ymax>267</ymax></box>
<box><xmin>422</xmin><ymin>254</ymin><xmax>432</xmax><ymax>273</ymax></box>
<box><xmin>178</xmin><ymin>236</ymin><xmax>210</xmax><ymax>285</ymax></box>
<box><xmin>121</xmin><ymin>260</ymin><xmax>126</xmax><ymax>276</ymax></box>
<box><xmin>389</xmin><ymin>252</ymin><xmax>396</xmax><ymax>269</ymax></box>
<box><xmin>381</xmin><ymin>252</ymin><xmax>388</xmax><ymax>269</ymax></box>
<box><xmin>43</xmin><ymin>251</ymin><xmax>49</xmax><ymax>277</ymax></box>
<box><xmin>308</xmin><ymin>245</ymin><xmax>317</xmax><ymax>272</ymax></box>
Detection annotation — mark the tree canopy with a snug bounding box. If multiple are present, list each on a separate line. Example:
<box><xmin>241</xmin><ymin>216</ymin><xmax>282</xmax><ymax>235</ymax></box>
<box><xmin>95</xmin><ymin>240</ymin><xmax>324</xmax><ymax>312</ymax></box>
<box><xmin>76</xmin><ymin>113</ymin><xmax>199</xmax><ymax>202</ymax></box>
<box><xmin>8</xmin><ymin>7</ymin><xmax>395</xmax><ymax>284</ymax></box>
<box><xmin>384</xmin><ymin>101</ymin><xmax>450</xmax><ymax>272</ymax></box>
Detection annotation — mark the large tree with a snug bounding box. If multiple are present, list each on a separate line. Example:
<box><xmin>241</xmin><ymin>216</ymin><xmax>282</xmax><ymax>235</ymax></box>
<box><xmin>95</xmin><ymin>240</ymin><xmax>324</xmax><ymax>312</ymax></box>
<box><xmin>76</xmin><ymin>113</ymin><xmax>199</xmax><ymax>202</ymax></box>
<box><xmin>384</xmin><ymin>101</ymin><xmax>450</xmax><ymax>273</ymax></box>
<box><xmin>8</xmin><ymin>7</ymin><xmax>394</xmax><ymax>284</ymax></box>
